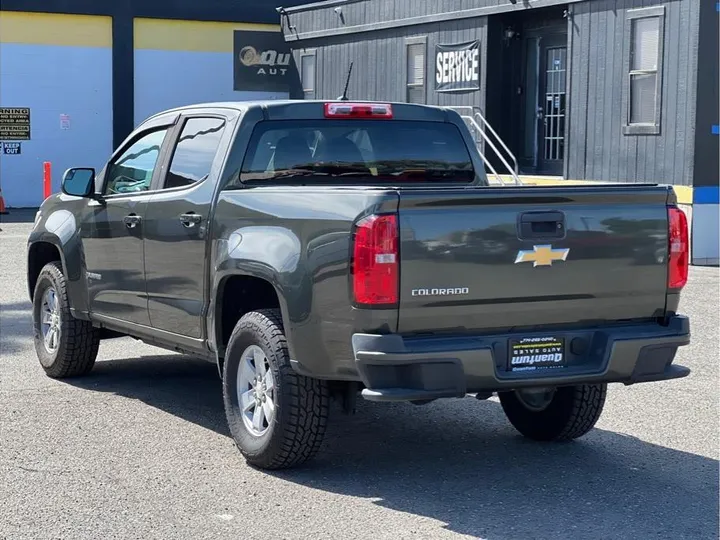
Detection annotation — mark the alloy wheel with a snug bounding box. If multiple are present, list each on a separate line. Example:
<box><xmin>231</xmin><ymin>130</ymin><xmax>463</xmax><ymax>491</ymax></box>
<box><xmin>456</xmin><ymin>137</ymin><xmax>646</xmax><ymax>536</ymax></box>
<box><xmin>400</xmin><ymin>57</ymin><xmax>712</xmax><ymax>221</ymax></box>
<box><xmin>237</xmin><ymin>345</ymin><xmax>276</xmax><ymax>436</ymax></box>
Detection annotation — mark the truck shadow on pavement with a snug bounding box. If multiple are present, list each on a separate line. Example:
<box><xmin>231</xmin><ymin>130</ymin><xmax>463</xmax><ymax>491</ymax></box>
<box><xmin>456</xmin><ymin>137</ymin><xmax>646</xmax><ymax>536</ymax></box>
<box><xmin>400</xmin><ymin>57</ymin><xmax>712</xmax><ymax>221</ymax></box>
<box><xmin>64</xmin><ymin>353</ymin><xmax>718</xmax><ymax>540</ymax></box>
<box><xmin>0</xmin><ymin>209</ymin><xmax>37</xmax><ymax>225</ymax></box>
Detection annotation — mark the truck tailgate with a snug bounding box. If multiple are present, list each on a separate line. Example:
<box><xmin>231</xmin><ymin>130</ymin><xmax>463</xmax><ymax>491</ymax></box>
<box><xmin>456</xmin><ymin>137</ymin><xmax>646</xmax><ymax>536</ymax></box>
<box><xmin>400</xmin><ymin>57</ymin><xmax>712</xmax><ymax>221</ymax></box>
<box><xmin>397</xmin><ymin>186</ymin><xmax>671</xmax><ymax>334</ymax></box>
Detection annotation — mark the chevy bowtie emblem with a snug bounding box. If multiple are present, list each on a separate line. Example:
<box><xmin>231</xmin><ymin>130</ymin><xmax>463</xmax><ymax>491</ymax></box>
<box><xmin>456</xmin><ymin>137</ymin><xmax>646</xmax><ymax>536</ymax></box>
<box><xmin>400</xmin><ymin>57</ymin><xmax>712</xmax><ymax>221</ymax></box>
<box><xmin>515</xmin><ymin>245</ymin><xmax>569</xmax><ymax>267</ymax></box>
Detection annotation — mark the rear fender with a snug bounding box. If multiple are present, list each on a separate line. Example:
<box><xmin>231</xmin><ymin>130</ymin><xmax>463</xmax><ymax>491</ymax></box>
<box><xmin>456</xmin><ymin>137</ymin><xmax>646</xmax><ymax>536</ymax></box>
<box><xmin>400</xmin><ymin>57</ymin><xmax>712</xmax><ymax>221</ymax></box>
<box><xmin>208</xmin><ymin>226</ymin><xmax>301</xmax><ymax>359</ymax></box>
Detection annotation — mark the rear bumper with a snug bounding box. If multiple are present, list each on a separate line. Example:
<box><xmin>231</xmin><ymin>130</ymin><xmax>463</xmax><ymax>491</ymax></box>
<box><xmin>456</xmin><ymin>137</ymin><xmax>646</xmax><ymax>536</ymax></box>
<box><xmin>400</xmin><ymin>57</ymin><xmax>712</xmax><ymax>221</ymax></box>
<box><xmin>351</xmin><ymin>315</ymin><xmax>691</xmax><ymax>402</ymax></box>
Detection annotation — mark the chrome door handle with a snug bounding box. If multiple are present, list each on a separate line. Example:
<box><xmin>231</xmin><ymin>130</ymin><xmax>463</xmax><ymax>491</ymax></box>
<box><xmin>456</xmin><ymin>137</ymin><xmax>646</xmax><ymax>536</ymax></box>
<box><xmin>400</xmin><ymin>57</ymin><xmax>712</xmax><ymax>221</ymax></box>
<box><xmin>123</xmin><ymin>214</ymin><xmax>141</xmax><ymax>229</ymax></box>
<box><xmin>179</xmin><ymin>212</ymin><xmax>202</xmax><ymax>228</ymax></box>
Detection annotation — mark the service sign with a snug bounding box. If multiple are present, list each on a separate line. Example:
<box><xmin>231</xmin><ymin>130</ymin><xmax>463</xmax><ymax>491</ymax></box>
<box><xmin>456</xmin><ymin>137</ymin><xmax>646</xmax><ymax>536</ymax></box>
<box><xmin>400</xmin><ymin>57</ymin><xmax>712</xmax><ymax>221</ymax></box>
<box><xmin>435</xmin><ymin>40</ymin><xmax>480</xmax><ymax>93</ymax></box>
<box><xmin>233</xmin><ymin>30</ymin><xmax>293</xmax><ymax>92</ymax></box>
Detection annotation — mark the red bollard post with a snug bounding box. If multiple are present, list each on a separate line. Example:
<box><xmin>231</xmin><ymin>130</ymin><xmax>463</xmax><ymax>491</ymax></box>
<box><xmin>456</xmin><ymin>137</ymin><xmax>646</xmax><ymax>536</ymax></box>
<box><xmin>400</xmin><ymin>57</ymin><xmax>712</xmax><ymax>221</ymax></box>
<box><xmin>43</xmin><ymin>162</ymin><xmax>52</xmax><ymax>200</ymax></box>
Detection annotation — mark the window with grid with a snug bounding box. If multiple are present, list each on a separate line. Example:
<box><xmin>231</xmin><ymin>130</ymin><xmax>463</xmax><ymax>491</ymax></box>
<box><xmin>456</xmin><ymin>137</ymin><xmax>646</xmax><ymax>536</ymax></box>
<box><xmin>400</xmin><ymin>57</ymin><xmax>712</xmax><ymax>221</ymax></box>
<box><xmin>301</xmin><ymin>53</ymin><xmax>315</xmax><ymax>100</ymax></box>
<box><xmin>406</xmin><ymin>43</ymin><xmax>425</xmax><ymax>104</ymax></box>
<box><xmin>624</xmin><ymin>7</ymin><xmax>664</xmax><ymax>134</ymax></box>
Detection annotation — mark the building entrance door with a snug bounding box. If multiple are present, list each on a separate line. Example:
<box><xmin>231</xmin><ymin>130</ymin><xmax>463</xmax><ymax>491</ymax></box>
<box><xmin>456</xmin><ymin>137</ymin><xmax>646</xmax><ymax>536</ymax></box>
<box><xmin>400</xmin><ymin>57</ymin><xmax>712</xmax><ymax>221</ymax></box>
<box><xmin>535</xmin><ymin>34</ymin><xmax>567</xmax><ymax>175</ymax></box>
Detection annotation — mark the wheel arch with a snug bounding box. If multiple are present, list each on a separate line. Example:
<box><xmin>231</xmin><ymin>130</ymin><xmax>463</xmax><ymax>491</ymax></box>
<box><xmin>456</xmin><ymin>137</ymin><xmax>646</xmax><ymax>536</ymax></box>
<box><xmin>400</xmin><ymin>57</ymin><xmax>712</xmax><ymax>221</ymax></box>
<box><xmin>27</xmin><ymin>239</ymin><xmax>66</xmax><ymax>301</ymax></box>
<box><xmin>211</xmin><ymin>271</ymin><xmax>294</xmax><ymax>363</ymax></box>
<box><xmin>27</xmin><ymin>231</ymin><xmax>90</xmax><ymax>318</ymax></box>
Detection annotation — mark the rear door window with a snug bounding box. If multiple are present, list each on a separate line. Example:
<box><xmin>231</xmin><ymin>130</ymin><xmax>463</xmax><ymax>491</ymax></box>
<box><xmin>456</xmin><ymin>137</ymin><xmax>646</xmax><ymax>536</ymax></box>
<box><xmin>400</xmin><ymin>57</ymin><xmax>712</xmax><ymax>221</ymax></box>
<box><xmin>240</xmin><ymin>120</ymin><xmax>476</xmax><ymax>184</ymax></box>
<box><xmin>162</xmin><ymin>117</ymin><xmax>226</xmax><ymax>189</ymax></box>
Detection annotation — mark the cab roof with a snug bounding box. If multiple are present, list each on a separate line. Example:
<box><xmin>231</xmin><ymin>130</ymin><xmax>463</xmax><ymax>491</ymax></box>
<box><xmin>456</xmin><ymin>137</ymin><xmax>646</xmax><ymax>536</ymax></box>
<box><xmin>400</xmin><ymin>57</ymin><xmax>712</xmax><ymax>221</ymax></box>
<box><xmin>144</xmin><ymin>99</ymin><xmax>453</xmax><ymax>124</ymax></box>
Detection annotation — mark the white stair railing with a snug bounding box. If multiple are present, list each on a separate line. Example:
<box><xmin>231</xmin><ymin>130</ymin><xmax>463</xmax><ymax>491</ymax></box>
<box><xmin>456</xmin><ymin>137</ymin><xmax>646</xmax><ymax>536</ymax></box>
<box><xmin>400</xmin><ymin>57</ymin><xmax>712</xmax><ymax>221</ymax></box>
<box><xmin>447</xmin><ymin>106</ymin><xmax>522</xmax><ymax>186</ymax></box>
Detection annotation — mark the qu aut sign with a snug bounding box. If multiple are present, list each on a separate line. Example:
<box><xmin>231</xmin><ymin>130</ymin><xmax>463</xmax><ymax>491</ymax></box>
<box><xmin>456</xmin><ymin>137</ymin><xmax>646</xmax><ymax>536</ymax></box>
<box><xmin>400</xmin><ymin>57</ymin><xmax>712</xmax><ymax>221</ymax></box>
<box><xmin>233</xmin><ymin>30</ymin><xmax>293</xmax><ymax>92</ymax></box>
<box><xmin>435</xmin><ymin>40</ymin><xmax>480</xmax><ymax>93</ymax></box>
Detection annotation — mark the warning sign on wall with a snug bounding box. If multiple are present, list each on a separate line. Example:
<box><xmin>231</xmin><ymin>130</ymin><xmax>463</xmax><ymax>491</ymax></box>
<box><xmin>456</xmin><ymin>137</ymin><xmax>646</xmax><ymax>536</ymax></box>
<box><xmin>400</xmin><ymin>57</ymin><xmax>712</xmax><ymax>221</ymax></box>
<box><xmin>1</xmin><ymin>142</ymin><xmax>22</xmax><ymax>155</ymax></box>
<box><xmin>0</xmin><ymin>108</ymin><xmax>31</xmax><ymax>140</ymax></box>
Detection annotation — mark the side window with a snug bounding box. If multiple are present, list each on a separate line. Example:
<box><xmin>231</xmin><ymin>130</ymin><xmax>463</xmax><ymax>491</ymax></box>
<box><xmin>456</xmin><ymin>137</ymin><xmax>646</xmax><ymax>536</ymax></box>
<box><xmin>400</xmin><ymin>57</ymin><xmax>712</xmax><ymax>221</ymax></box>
<box><xmin>104</xmin><ymin>129</ymin><xmax>168</xmax><ymax>195</ymax></box>
<box><xmin>163</xmin><ymin>117</ymin><xmax>226</xmax><ymax>189</ymax></box>
<box><xmin>300</xmin><ymin>52</ymin><xmax>316</xmax><ymax>100</ymax></box>
<box><xmin>406</xmin><ymin>38</ymin><xmax>426</xmax><ymax>104</ymax></box>
<box><xmin>623</xmin><ymin>6</ymin><xmax>665</xmax><ymax>135</ymax></box>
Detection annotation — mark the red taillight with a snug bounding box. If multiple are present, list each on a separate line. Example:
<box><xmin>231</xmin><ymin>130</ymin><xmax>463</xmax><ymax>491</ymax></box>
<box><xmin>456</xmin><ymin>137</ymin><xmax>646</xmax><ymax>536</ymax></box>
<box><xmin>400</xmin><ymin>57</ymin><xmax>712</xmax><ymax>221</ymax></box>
<box><xmin>324</xmin><ymin>102</ymin><xmax>393</xmax><ymax>119</ymax></box>
<box><xmin>352</xmin><ymin>214</ymin><xmax>399</xmax><ymax>306</ymax></box>
<box><xmin>668</xmin><ymin>206</ymin><xmax>689</xmax><ymax>289</ymax></box>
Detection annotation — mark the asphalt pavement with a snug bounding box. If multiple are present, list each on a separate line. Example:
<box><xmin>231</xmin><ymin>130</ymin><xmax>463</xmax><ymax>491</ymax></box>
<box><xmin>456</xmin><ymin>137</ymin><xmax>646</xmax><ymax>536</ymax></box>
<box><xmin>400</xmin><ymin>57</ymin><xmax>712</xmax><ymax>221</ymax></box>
<box><xmin>1</xmin><ymin>213</ymin><xmax>718</xmax><ymax>540</ymax></box>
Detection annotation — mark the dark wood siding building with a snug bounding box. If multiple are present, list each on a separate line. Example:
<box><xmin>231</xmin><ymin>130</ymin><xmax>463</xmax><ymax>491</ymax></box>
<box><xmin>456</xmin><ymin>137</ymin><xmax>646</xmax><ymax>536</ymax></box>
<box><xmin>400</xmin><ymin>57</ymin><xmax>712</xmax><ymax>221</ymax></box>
<box><xmin>281</xmin><ymin>0</ymin><xmax>718</xmax><ymax>264</ymax></box>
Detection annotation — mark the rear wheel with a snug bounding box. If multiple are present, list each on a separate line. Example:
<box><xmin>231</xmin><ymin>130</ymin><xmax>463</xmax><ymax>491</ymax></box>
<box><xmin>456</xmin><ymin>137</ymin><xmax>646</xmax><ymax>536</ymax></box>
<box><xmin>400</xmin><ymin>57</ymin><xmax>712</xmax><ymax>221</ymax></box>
<box><xmin>222</xmin><ymin>309</ymin><xmax>330</xmax><ymax>470</ymax></box>
<box><xmin>498</xmin><ymin>384</ymin><xmax>607</xmax><ymax>441</ymax></box>
<box><xmin>32</xmin><ymin>261</ymin><xmax>100</xmax><ymax>378</ymax></box>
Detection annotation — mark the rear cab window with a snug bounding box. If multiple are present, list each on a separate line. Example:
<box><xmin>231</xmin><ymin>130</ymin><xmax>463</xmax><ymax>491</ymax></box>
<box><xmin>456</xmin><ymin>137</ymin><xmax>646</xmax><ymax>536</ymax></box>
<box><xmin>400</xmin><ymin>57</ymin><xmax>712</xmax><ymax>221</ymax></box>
<box><xmin>239</xmin><ymin>119</ymin><xmax>480</xmax><ymax>185</ymax></box>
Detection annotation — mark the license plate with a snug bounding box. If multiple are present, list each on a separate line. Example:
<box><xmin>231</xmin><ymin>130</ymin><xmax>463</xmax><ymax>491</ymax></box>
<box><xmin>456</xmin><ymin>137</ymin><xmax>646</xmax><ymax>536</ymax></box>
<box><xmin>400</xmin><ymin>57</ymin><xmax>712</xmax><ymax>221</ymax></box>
<box><xmin>509</xmin><ymin>336</ymin><xmax>566</xmax><ymax>372</ymax></box>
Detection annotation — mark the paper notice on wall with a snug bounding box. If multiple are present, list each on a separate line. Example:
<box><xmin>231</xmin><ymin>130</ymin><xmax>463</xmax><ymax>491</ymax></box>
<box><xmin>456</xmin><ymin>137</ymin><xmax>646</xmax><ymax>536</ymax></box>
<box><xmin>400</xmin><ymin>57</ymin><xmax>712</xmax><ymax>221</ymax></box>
<box><xmin>60</xmin><ymin>114</ymin><xmax>70</xmax><ymax>130</ymax></box>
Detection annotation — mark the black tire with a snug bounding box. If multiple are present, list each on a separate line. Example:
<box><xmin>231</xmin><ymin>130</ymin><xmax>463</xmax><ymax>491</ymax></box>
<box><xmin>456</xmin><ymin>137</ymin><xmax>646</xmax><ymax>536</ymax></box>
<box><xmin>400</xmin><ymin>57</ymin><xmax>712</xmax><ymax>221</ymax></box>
<box><xmin>498</xmin><ymin>384</ymin><xmax>607</xmax><ymax>441</ymax></box>
<box><xmin>222</xmin><ymin>309</ymin><xmax>330</xmax><ymax>470</ymax></box>
<box><xmin>32</xmin><ymin>261</ymin><xmax>100</xmax><ymax>378</ymax></box>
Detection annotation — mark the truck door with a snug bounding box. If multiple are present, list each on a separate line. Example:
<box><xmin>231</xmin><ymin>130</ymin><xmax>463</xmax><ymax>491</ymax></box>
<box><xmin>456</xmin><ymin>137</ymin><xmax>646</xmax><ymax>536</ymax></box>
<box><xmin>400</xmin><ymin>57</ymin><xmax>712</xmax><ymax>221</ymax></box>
<box><xmin>143</xmin><ymin>114</ymin><xmax>230</xmax><ymax>339</ymax></box>
<box><xmin>82</xmin><ymin>125</ymin><xmax>174</xmax><ymax>326</ymax></box>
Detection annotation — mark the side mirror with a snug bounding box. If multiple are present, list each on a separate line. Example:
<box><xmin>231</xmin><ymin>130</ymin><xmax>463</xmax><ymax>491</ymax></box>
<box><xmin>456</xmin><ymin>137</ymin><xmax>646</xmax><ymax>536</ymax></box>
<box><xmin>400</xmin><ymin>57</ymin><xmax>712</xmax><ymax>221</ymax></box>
<box><xmin>61</xmin><ymin>168</ymin><xmax>96</xmax><ymax>198</ymax></box>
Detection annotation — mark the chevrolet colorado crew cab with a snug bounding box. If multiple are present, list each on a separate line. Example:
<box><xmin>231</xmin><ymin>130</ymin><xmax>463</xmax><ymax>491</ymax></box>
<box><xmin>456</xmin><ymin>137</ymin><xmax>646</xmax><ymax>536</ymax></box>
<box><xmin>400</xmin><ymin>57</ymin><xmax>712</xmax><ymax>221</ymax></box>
<box><xmin>27</xmin><ymin>100</ymin><xmax>691</xmax><ymax>470</ymax></box>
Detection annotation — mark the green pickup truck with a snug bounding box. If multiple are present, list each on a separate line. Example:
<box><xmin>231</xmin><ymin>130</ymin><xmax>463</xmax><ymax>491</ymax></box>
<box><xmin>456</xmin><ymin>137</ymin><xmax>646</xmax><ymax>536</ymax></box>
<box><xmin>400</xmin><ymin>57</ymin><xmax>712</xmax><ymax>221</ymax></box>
<box><xmin>27</xmin><ymin>100</ymin><xmax>690</xmax><ymax>469</ymax></box>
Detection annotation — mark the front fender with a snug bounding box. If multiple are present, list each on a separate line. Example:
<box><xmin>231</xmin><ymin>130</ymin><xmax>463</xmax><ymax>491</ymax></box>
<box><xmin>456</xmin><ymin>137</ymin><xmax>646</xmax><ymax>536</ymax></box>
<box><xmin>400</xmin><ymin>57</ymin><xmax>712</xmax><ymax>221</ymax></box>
<box><xmin>28</xmin><ymin>207</ymin><xmax>90</xmax><ymax>317</ymax></box>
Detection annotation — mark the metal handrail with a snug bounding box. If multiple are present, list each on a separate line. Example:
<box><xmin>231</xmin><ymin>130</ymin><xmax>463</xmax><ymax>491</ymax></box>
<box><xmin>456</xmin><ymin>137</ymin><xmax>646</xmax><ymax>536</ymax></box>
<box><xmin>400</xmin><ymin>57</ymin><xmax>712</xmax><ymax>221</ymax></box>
<box><xmin>448</xmin><ymin>106</ymin><xmax>522</xmax><ymax>185</ymax></box>
<box><xmin>458</xmin><ymin>115</ymin><xmax>505</xmax><ymax>185</ymax></box>
<box><xmin>459</xmin><ymin>114</ymin><xmax>522</xmax><ymax>186</ymax></box>
<box><xmin>473</xmin><ymin>110</ymin><xmax>520</xmax><ymax>176</ymax></box>
<box><xmin>472</xmin><ymin>130</ymin><xmax>504</xmax><ymax>185</ymax></box>
<box><xmin>450</xmin><ymin>106</ymin><xmax>519</xmax><ymax>175</ymax></box>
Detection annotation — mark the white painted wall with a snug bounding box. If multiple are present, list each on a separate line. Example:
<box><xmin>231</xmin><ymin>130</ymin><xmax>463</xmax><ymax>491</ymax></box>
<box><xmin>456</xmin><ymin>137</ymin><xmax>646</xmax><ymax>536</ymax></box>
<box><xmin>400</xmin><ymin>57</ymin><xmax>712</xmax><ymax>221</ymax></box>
<box><xmin>0</xmin><ymin>43</ymin><xmax>113</xmax><ymax>208</ymax></box>
<box><xmin>134</xmin><ymin>50</ymin><xmax>287</xmax><ymax>127</ymax></box>
<box><xmin>692</xmin><ymin>204</ymin><xmax>720</xmax><ymax>265</ymax></box>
